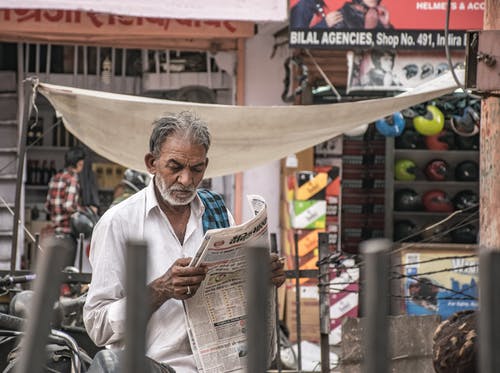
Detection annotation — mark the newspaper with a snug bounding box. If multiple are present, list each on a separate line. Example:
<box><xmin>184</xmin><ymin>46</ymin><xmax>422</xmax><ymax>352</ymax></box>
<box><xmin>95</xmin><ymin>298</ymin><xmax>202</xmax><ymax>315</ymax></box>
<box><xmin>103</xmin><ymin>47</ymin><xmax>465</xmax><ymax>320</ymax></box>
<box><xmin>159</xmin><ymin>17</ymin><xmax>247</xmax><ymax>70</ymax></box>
<box><xmin>184</xmin><ymin>195</ymin><xmax>276</xmax><ymax>373</ymax></box>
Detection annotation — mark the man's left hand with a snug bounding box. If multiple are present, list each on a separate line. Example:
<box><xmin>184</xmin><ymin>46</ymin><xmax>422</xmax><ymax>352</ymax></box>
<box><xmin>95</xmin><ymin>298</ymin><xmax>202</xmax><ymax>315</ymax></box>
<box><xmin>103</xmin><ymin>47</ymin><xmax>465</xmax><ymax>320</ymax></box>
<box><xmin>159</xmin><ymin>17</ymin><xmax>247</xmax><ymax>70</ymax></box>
<box><xmin>270</xmin><ymin>254</ymin><xmax>286</xmax><ymax>288</ymax></box>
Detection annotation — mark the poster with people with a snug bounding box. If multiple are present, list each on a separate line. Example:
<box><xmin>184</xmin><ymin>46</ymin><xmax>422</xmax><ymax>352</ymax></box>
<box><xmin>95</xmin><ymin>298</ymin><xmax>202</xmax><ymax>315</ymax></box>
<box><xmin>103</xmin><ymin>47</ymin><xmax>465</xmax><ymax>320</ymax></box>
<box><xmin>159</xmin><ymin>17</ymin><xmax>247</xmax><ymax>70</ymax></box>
<box><xmin>401</xmin><ymin>250</ymin><xmax>478</xmax><ymax>320</ymax></box>
<box><xmin>346</xmin><ymin>50</ymin><xmax>464</xmax><ymax>92</ymax></box>
<box><xmin>289</xmin><ymin>0</ymin><xmax>484</xmax><ymax>49</ymax></box>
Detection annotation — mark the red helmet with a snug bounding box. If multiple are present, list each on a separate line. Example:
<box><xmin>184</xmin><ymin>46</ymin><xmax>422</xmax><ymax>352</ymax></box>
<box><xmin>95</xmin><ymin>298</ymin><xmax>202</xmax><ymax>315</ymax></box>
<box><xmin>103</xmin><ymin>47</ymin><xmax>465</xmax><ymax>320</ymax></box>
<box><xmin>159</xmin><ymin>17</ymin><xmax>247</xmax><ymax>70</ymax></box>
<box><xmin>425</xmin><ymin>130</ymin><xmax>455</xmax><ymax>151</ymax></box>
<box><xmin>424</xmin><ymin>159</ymin><xmax>449</xmax><ymax>181</ymax></box>
<box><xmin>422</xmin><ymin>190</ymin><xmax>454</xmax><ymax>213</ymax></box>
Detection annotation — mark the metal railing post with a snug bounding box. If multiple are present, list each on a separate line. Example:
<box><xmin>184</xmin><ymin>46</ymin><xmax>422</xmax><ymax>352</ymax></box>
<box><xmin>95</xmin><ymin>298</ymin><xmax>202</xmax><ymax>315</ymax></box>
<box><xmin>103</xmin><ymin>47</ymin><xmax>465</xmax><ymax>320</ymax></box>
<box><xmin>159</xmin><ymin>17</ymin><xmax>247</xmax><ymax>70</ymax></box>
<box><xmin>14</xmin><ymin>237</ymin><xmax>72</xmax><ymax>373</ymax></box>
<box><xmin>270</xmin><ymin>233</ymin><xmax>282</xmax><ymax>373</ymax></box>
<box><xmin>293</xmin><ymin>232</ymin><xmax>303</xmax><ymax>372</ymax></box>
<box><xmin>360</xmin><ymin>238</ymin><xmax>390</xmax><ymax>373</ymax></box>
<box><xmin>246</xmin><ymin>239</ymin><xmax>270</xmax><ymax>373</ymax></box>
<box><xmin>124</xmin><ymin>240</ymin><xmax>150</xmax><ymax>373</ymax></box>
<box><xmin>318</xmin><ymin>232</ymin><xmax>330</xmax><ymax>373</ymax></box>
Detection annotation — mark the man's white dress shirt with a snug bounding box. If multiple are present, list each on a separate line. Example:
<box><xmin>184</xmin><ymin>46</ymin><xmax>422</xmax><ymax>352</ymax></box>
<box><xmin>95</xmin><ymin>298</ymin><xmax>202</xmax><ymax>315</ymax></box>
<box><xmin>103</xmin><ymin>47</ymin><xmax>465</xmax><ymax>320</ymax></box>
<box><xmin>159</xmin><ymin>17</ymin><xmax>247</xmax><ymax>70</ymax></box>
<box><xmin>84</xmin><ymin>181</ymin><xmax>233</xmax><ymax>372</ymax></box>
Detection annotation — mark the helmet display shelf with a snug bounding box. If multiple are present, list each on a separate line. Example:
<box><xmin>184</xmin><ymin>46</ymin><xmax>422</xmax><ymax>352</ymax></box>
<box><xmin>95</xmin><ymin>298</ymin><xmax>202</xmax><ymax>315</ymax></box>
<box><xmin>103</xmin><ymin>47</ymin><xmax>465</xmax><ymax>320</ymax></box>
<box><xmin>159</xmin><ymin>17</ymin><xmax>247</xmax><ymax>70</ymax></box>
<box><xmin>385</xmin><ymin>118</ymin><xmax>479</xmax><ymax>246</ymax></box>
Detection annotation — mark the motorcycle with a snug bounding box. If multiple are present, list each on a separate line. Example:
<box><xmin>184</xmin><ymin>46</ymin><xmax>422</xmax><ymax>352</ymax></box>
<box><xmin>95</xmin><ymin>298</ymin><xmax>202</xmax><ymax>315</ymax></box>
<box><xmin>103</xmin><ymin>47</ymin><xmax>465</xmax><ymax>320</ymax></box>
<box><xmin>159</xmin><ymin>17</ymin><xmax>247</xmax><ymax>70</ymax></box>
<box><xmin>0</xmin><ymin>273</ymin><xmax>95</xmax><ymax>372</ymax></box>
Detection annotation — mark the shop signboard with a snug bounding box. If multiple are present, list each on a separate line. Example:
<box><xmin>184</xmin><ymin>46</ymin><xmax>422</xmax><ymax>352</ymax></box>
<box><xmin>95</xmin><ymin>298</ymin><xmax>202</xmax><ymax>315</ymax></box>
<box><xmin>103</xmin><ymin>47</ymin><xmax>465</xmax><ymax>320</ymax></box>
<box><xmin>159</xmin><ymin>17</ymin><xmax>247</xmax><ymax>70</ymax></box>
<box><xmin>400</xmin><ymin>249</ymin><xmax>478</xmax><ymax>320</ymax></box>
<box><xmin>289</xmin><ymin>0</ymin><xmax>484</xmax><ymax>50</ymax></box>
<box><xmin>0</xmin><ymin>9</ymin><xmax>255</xmax><ymax>48</ymax></box>
<box><xmin>346</xmin><ymin>50</ymin><xmax>464</xmax><ymax>92</ymax></box>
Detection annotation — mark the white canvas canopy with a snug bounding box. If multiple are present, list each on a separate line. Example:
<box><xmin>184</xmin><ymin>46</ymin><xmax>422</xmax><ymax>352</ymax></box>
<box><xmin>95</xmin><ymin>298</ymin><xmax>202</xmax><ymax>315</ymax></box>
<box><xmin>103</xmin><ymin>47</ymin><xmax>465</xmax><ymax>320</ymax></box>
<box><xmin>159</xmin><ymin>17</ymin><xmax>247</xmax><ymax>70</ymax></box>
<box><xmin>37</xmin><ymin>70</ymin><xmax>463</xmax><ymax>178</ymax></box>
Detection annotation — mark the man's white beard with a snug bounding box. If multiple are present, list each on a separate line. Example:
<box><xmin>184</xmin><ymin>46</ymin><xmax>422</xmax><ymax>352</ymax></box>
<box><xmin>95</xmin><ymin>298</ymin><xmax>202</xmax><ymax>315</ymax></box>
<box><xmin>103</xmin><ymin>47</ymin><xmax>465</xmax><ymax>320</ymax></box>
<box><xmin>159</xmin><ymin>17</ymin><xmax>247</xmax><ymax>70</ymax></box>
<box><xmin>155</xmin><ymin>176</ymin><xmax>198</xmax><ymax>206</ymax></box>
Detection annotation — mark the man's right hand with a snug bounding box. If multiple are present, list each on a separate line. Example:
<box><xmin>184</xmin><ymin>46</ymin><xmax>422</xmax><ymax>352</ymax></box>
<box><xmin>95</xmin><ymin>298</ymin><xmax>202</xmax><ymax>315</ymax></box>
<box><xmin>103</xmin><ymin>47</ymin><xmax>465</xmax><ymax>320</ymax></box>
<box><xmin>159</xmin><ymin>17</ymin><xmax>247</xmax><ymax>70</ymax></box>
<box><xmin>148</xmin><ymin>258</ymin><xmax>208</xmax><ymax>312</ymax></box>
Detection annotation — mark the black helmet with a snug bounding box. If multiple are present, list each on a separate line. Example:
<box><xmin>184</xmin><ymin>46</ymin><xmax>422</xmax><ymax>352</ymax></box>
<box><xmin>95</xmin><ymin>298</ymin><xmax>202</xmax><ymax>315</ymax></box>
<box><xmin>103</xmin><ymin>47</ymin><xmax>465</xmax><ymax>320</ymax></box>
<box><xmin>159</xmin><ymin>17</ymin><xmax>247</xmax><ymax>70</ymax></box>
<box><xmin>403</xmin><ymin>64</ymin><xmax>418</xmax><ymax>79</ymax></box>
<box><xmin>455</xmin><ymin>134</ymin><xmax>479</xmax><ymax>150</ymax></box>
<box><xmin>394</xmin><ymin>188</ymin><xmax>422</xmax><ymax>211</ymax></box>
<box><xmin>421</xmin><ymin>63</ymin><xmax>434</xmax><ymax>79</ymax></box>
<box><xmin>395</xmin><ymin>129</ymin><xmax>425</xmax><ymax>149</ymax></box>
<box><xmin>455</xmin><ymin>161</ymin><xmax>479</xmax><ymax>181</ymax></box>
<box><xmin>450</xmin><ymin>224</ymin><xmax>478</xmax><ymax>244</ymax></box>
<box><xmin>123</xmin><ymin>169</ymin><xmax>150</xmax><ymax>192</ymax></box>
<box><xmin>394</xmin><ymin>220</ymin><xmax>420</xmax><ymax>242</ymax></box>
<box><xmin>71</xmin><ymin>207</ymin><xmax>99</xmax><ymax>239</ymax></box>
<box><xmin>452</xmin><ymin>190</ymin><xmax>479</xmax><ymax>210</ymax></box>
<box><xmin>421</xmin><ymin>223</ymin><xmax>450</xmax><ymax>243</ymax></box>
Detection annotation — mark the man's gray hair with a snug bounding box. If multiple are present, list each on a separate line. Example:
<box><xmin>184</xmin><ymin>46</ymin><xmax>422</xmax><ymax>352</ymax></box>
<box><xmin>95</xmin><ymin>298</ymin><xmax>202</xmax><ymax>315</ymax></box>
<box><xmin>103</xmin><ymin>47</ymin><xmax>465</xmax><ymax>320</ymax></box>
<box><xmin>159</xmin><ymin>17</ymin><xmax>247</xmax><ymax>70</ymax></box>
<box><xmin>149</xmin><ymin>111</ymin><xmax>211</xmax><ymax>157</ymax></box>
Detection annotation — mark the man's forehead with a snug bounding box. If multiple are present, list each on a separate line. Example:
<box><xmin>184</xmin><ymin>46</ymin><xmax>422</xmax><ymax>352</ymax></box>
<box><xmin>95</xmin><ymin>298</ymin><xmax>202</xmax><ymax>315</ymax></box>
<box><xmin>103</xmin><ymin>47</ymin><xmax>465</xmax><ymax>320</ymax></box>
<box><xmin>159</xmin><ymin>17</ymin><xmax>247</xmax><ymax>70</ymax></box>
<box><xmin>158</xmin><ymin>138</ymin><xmax>207</xmax><ymax>162</ymax></box>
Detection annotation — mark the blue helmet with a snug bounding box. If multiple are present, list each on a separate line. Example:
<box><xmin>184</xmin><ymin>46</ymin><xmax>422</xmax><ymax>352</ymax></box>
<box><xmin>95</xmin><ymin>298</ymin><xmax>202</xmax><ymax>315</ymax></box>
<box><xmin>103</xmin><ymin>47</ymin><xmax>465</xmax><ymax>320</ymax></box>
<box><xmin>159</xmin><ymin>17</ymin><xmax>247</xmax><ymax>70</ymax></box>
<box><xmin>375</xmin><ymin>112</ymin><xmax>405</xmax><ymax>137</ymax></box>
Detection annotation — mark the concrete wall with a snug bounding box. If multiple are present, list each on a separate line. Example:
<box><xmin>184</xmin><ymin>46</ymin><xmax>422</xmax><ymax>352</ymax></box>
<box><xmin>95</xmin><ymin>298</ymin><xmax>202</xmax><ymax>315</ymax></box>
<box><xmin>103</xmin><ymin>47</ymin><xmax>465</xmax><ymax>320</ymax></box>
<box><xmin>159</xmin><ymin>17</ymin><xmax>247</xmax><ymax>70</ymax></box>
<box><xmin>242</xmin><ymin>31</ymin><xmax>290</xmax><ymax>241</ymax></box>
<box><xmin>341</xmin><ymin>315</ymin><xmax>441</xmax><ymax>373</ymax></box>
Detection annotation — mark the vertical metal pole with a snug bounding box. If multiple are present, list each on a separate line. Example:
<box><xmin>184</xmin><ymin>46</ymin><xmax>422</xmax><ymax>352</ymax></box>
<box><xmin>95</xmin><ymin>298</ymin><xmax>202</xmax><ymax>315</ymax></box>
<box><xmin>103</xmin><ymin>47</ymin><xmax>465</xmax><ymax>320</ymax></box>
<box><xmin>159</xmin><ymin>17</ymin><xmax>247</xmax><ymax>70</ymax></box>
<box><xmin>293</xmin><ymin>232</ymin><xmax>302</xmax><ymax>372</ymax></box>
<box><xmin>318</xmin><ymin>232</ymin><xmax>330</xmax><ymax>373</ymax></box>
<box><xmin>270</xmin><ymin>233</ymin><xmax>282</xmax><ymax>373</ymax></box>
<box><xmin>206</xmin><ymin>52</ymin><xmax>213</xmax><ymax>89</ymax></box>
<box><xmin>165</xmin><ymin>49</ymin><xmax>170</xmax><ymax>87</ymax></box>
<box><xmin>246</xmin><ymin>240</ymin><xmax>270</xmax><ymax>373</ymax></box>
<box><xmin>73</xmin><ymin>45</ymin><xmax>78</xmax><ymax>87</ymax></box>
<box><xmin>83</xmin><ymin>45</ymin><xmax>88</xmax><ymax>88</ymax></box>
<box><xmin>121</xmin><ymin>48</ymin><xmax>127</xmax><ymax>92</ymax></box>
<box><xmin>11</xmin><ymin>79</ymin><xmax>35</xmax><ymax>273</ymax></box>
<box><xmin>24</xmin><ymin>43</ymin><xmax>29</xmax><ymax>75</ymax></box>
<box><xmin>479</xmin><ymin>249</ymin><xmax>500</xmax><ymax>373</ymax></box>
<box><xmin>14</xmin><ymin>237</ymin><xmax>72</xmax><ymax>373</ymax></box>
<box><xmin>78</xmin><ymin>232</ymin><xmax>84</xmax><ymax>272</ymax></box>
<box><xmin>111</xmin><ymin>47</ymin><xmax>116</xmax><ymax>91</ymax></box>
<box><xmin>96</xmin><ymin>47</ymin><xmax>101</xmax><ymax>90</ymax></box>
<box><xmin>360</xmin><ymin>238</ymin><xmax>390</xmax><ymax>373</ymax></box>
<box><xmin>31</xmin><ymin>232</ymin><xmax>40</xmax><ymax>272</ymax></box>
<box><xmin>45</xmin><ymin>44</ymin><xmax>51</xmax><ymax>83</ymax></box>
<box><xmin>154</xmin><ymin>50</ymin><xmax>160</xmax><ymax>83</ymax></box>
<box><xmin>35</xmin><ymin>43</ymin><xmax>40</xmax><ymax>75</ymax></box>
<box><xmin>124</xmin><ymin>240</ymin><xmax>150</xmax><ymax>373</ymax></box>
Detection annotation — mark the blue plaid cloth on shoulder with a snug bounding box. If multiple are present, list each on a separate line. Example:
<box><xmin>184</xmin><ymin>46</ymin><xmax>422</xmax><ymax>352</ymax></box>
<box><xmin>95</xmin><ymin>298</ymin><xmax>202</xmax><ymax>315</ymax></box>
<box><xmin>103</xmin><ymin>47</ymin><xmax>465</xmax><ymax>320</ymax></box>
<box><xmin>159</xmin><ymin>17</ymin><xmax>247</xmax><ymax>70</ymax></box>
<box><xmin>197</xmin><ymin>189</ymin><xmax>230</xmax><ymax>233</ymax></box>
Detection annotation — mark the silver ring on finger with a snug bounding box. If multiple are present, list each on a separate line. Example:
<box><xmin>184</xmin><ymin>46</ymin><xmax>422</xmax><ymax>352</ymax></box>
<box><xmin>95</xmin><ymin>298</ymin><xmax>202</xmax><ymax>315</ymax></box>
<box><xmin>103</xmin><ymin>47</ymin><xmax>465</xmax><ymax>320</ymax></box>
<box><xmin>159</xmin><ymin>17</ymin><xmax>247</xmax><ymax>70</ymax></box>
<box><xmin>186</xmin><ymin>285</ymin><xmax>191</xmax><ymax>295</ymax></box>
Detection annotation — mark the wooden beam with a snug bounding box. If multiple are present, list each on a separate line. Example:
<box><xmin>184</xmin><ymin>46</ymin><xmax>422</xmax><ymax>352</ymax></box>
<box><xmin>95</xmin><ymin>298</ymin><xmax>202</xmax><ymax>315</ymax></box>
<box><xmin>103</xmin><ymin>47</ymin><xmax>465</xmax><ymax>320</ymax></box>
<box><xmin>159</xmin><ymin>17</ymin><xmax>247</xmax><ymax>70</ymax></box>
<box><xmin>479</xmin><ymin>0</ymin><xmax>500</xmax><ymax>249</ymax></box>
<box><xmin>0</xmin><ymin>34</ymin><xmax>239</xmax><ymax>52</ymax></box>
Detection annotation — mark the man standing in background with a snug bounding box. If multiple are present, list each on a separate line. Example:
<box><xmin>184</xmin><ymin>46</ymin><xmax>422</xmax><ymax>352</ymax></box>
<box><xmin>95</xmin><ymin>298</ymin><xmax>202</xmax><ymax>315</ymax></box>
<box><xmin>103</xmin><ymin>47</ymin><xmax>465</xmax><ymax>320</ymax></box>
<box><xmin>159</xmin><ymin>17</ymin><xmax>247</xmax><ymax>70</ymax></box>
<box><xmin>45</xmin><ymin>146</ymin><xmax>85</xmax><ymax>266</ymax></box>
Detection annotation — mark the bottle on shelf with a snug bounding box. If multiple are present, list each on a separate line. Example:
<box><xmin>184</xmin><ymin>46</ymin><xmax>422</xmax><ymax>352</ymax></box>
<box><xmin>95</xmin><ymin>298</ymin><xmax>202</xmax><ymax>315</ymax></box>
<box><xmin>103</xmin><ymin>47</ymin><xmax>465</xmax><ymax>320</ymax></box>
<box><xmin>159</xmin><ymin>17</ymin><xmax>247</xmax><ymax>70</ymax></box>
<box><xmin>41</xmin><ymin>160</ymin><xmax>49</xmax><ymax>185</ymax></box>
<box><xmin>31</xmin><ymin>160</ymin><xmax>40</xmax><ymax>185</ymax></box>
<box><xmin>49</xmin><ymin>160</ymin><xmax>57</xmax><ymax>182</ymax></box>
<box><xmin>26</xmin><ymin>160</ymin><xmax>33</xmax><ymax>185</ymax></box>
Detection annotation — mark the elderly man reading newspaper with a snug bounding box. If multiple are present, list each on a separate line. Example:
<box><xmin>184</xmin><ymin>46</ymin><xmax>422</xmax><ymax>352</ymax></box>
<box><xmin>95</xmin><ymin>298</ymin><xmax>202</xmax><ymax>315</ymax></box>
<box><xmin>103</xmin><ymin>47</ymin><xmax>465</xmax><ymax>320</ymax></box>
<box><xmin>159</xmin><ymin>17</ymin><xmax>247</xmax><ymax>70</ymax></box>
<box><xmin>83</xmin><ymin>111</ymin><xmax>286</xmax><ymax>372</ymax></box>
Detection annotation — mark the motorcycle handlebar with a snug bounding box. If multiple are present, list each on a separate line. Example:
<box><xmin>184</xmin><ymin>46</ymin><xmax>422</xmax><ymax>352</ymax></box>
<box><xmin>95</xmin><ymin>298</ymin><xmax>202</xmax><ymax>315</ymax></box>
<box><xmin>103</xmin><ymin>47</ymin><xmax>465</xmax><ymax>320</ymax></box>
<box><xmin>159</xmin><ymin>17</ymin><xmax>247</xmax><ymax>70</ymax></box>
<box><xmin>0</xmin><ymin>274</ymin><xmax>36</xmax><ymax>287</ymax></box>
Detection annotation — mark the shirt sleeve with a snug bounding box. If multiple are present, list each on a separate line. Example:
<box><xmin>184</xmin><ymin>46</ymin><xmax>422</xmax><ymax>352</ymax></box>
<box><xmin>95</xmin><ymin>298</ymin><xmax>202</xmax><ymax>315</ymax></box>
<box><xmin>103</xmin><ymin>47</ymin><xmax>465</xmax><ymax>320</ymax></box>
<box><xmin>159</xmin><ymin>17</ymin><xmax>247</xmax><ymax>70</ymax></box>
<box><xmin>83</xmin><ymin>212</ymin><xmax>128</xmax><ymax>347</ymax></box>
<box><xmin>62</xmin><ymin>175</ymin><xmax>80</xmax><ymax>214</ymax></box>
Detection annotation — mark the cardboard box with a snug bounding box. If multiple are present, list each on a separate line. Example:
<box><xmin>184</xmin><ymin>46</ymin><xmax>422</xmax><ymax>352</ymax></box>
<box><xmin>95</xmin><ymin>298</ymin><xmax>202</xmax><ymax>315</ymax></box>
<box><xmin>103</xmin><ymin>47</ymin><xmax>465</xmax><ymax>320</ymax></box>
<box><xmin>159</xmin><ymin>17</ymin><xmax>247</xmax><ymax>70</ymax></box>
<box><xmin>397</xmin><ymin>247</ymin><xmax>478</xmax><ymax>319</ymax></box>
<box><xmin>290</xmin><ymin>200</ymin><xmax>326</xmax><ymax>229</ymax></box>
<box><xmin>285</xmin><ymin>286</ymin><xmax>320</xmax><ymax>343</ymax></box>
<box><xmin>283</xmin><ymin>229</ymin><xmax>323</xmax><ymax>286</ymax></box>
<box><xmin>329</xmin><ymin>260</ymin><xmax>359</xmax><ymax>345</ymax></box>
